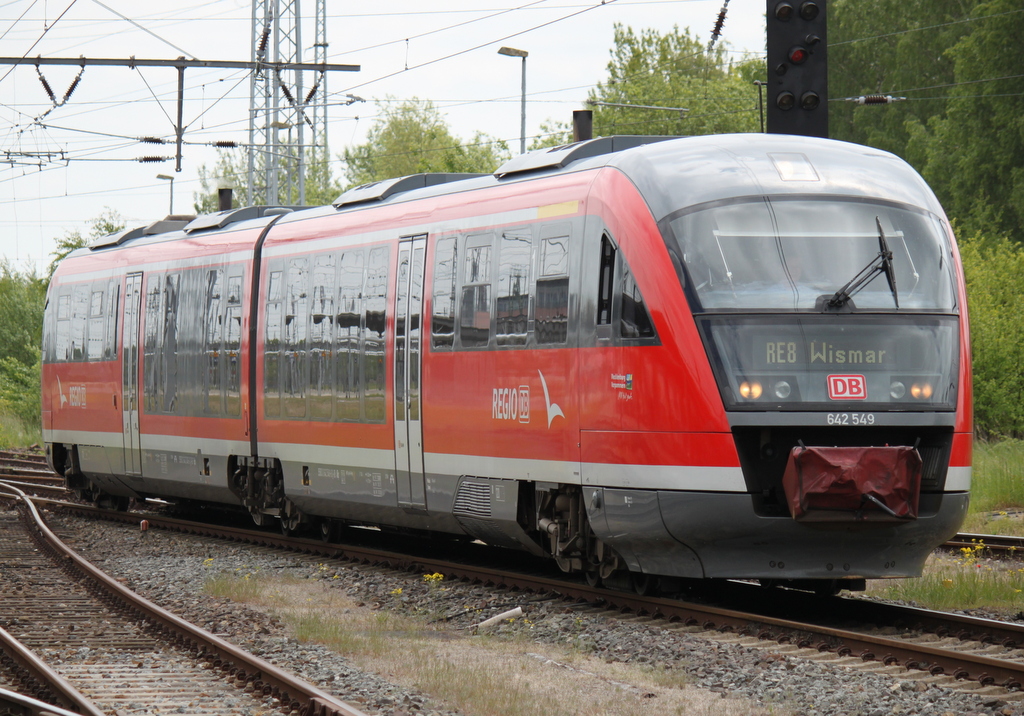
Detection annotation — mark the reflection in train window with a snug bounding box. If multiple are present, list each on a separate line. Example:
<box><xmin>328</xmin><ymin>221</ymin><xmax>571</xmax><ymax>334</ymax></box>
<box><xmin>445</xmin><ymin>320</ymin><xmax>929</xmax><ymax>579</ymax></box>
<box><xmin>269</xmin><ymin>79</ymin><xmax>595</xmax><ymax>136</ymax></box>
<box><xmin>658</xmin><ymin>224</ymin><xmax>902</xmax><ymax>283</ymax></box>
<box><xmin>310</xmin><ymin>254</ymin><xmax>335</xmax><ymax>420</ymax></box>
<box><xmin>460</xmin><ymin>235</ymin><xmax>492</xmax><ymax>348</ymax></box>
<box><xmin>283</xmin><ymin>258</ymin><xmax>309</xmax><ymax>418</ymax></box>
<box><xmin>264</xmin><ymin>269</ymin><xmax>283</xmax><ymax>418</ymax></box>
<box><xmin>364</xmin><ymin>247</ymin><xmax>389</xmax><ymax>422</ymax></box>
<box><xmin>431</xmin><ymin>237</ymin><xmax>457</xmax><ymax>349</ymax></box>
<box><xmin>497</xmin><ymin>229</ymin><xmax>531</xmax><ymax>346</ymax></box>
<box><xmin>336</xmin><ymin>250</ymin><xmax>364</xmax><ymax>422</ymax></box>
<box><xmin>537</xmin><ymin>235</ymin><xmax>569</xmax><ymax>344</ymax></box>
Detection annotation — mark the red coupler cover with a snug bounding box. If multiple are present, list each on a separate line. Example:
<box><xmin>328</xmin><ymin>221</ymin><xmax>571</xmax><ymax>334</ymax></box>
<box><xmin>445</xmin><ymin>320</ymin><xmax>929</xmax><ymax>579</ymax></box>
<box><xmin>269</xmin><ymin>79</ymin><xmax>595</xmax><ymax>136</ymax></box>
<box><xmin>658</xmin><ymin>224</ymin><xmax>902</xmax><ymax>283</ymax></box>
<box><xmin>782</xmin><ymin>445</ymin><xmax>922</xmax><ymax>522</ymax></box>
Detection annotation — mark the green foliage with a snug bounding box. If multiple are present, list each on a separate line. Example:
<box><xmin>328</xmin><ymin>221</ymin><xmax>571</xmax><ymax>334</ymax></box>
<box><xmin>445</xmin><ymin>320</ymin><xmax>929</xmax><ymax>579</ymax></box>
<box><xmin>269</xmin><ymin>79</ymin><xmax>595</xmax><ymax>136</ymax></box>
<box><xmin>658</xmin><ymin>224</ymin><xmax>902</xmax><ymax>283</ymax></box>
<box><xmin>584</xmin><ymin>24</ymin><xmax>761</xmax><ymax>138</ymax></box>
<box><xmin>959</xmin><ymin>232</ymin><xmax>1024</xmax><ymax>438</ymax></box>
<box><xmin>194</xmin><ymin>144</ymin><xmax>340</xmax><ymax>213</ymax></box>
<box><xmin>0</xmin><ymin>263</ymin><xmax>46</xmax><ymax>445</ymax></box>
<box><xmin>831</xmin><ymin>1</ymin><xmax>1024</xmax><ymax>245</ymax></box>
<box><xmin>341</xmin><ymin>98</ymin><xmax>509</xmax><ymax>188</ymax></box>
<box><xmin>916</xmin><ymin>0</ymin><xmax>1024</xmax><ymax>243</ymax></box>
<box><xmin>0</xmin><ymin>353</ymin><xmax>40</xmax><ymax>429</ymax></box>
<box><xmin>47</xmin><ymin>208</ymin><xmax>126</xmax><ymax>280</ymax></box>
<box><xmin>0</xmin><ymin>262</ymin><xmax>47</xmax><ymax>367</ymax></box>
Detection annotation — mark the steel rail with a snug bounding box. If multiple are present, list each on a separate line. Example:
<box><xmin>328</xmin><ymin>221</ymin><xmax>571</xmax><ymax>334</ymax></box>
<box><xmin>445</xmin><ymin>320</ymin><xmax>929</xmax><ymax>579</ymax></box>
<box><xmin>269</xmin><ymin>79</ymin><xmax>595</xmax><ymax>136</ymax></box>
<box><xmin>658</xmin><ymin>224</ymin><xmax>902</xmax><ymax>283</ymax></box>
<box><xmin>38</xmin><ymin>498</ymin><xmax>1024</xmax><ymax>688</ymax></box>
<box><xmin>0</xmin><ymin>686</ymin><xmax>87</xmax><ymax>716</ymax></box>
<box><xmin>0</xmin><ymin>624</ymin><xmax>105</xmax><ymax>716</ymax></box>
<box><xmin>0</xmin><ymin>485</ymin><xmax>371</xmax><ymax>716</ymax></box>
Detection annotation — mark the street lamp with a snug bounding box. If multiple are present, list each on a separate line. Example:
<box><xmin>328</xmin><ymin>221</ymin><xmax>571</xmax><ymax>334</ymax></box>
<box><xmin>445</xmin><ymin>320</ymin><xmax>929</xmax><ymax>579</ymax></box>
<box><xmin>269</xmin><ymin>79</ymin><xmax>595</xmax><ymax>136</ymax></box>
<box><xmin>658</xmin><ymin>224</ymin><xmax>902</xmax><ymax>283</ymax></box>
<box><xmin>497</xmin><ymin>46</ymin><xmax>528</xmax><ymax>154</ymax></box>
<box><xmin>156</xmin><ymin>174</ymin><xmax>174</xmax><ymax>215</ymax></box>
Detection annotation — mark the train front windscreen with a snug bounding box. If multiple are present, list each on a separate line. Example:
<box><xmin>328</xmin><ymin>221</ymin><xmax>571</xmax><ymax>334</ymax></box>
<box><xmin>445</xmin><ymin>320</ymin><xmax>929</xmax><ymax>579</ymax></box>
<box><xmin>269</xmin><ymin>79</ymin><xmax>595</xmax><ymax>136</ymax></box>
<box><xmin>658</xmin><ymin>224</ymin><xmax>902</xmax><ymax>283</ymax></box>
<box><xmin>665</xmin><ymin>196</ymin><xmax>960</xmax><ymax>411</ymax></box>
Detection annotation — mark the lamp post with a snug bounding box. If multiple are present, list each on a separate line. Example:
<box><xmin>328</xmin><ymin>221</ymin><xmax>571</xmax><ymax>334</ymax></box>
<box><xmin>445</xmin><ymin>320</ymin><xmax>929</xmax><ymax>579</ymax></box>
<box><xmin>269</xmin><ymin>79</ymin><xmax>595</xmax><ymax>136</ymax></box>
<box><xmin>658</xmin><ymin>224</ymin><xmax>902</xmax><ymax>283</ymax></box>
<box><xmin>497</xmin><ymin>46</ymin><xmax>528</xmax><ymax>154</ymax></box>
<box><xmin>156</xmin><ymin>174</ymin><xmax>174</xmax><ymax>215</ymax></box>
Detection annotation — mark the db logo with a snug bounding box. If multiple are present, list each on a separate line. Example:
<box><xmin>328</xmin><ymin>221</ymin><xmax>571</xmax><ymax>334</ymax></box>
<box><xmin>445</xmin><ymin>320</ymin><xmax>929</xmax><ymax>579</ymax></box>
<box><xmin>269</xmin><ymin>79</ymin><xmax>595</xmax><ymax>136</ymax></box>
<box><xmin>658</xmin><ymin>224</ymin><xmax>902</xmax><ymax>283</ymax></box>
<box><xmin>827</xmin><ymin>374</ymin><xmax>867</xmax><ymax>400</ymax></box>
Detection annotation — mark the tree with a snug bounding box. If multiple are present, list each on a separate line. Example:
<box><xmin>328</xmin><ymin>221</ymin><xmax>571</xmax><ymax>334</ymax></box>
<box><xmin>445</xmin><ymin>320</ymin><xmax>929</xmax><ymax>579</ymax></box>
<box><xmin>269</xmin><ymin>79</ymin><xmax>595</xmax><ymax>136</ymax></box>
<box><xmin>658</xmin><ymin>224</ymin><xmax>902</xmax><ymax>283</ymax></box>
<box><xmin>582</xmin><ymin>25</ymin><xmax>762</xmax><ymax>139</ymax></box>
<box><xmin>47</xmin><ymin>208</ymin><xmax>127</xmax><ymax>280</ymax></box>
<box><xmin>913</xmin><ymin>0</ymin><xmax>1024</xmax><ymax>244</ymax></box>
<box><xmin>341</xmin><ymin>99</ymin><xmax>509</xmax><ymax>188</ymax></box>
<box><xmin>829</xmin><ymin>0</ymin><xmax>981</xmax><ymax>159</ymax></box>
<box><xmin>194</xmin><ymin>143</ymin><xmax>340</xmax><ymax>213</ymax></box>
<box><xmin>960</xmin><ymin>230</ymin><xmax>1024</xmax><ymax>437</ymax></box>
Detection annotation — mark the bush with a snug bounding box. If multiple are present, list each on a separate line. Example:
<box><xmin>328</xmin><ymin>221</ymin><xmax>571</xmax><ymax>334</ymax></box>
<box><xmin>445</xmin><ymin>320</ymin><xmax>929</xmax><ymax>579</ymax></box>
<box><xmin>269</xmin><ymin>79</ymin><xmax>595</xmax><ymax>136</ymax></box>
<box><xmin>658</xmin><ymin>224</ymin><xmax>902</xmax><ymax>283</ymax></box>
<box><xmin>960</xmin><ymin>233</ymin><xmax>1024</xmax><ymax>438</ymax></box>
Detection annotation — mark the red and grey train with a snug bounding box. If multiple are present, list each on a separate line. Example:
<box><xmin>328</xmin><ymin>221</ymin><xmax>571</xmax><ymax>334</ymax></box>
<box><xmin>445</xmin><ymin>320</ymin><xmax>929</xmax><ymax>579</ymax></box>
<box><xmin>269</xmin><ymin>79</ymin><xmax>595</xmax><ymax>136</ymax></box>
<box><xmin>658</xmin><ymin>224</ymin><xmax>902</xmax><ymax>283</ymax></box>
<box><xmin>42</xmin><ymin>134</ymin><xmax>971</xmax><ymax>593</ymax></box>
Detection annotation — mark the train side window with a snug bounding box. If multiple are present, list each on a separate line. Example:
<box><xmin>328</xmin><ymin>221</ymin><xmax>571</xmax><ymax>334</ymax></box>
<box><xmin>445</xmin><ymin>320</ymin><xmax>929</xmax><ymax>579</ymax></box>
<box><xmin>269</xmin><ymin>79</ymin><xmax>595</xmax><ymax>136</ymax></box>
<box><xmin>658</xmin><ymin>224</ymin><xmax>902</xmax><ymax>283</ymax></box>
<box><xmin>536</xmin><ymin>234</ymin><xmax>570</xmax><ymax>345</ymax></box>
<box><xmin>283</xmin><ymin>258</ymin><xmax>309</xmax><ymax>418</ymax></box>
<box><xmin>363</xmin><ymin>246</ymin><xmax>389</xmax><ymax>422</ymax></box>
<box><xmin>597</xmin><ymin>234</ymin><xmax>616</xmax><ymax>327</ymax></box>
<box><xmin>143</xmin><ymin>278</ymin><xmax>162</xmax><ymax>413</ymax></box>
<box><xmin>70</xmin><ymin>285</ymin><xmax>89</xmax><ymax>361</ymax></box>
<box><xmin>496</xmin><ymin>229</ymin><xmax>532</xmax><ymax>347</ymax></box>
<box><xmin>104</xmin><ymin>280</ymin><xmax>119</xmax><ymax>360</ymax></box>
<box><xmin>264</xmin><ymin>268</ymin><xmax>283</xmax><ymax>418</ymax></box>
<box><xmin>160</xmin><ymin>273</ymin><xmax>180</xmax><ymax>413</ymax></box>
<box><xmin>431</xmin><ymin>236</ymin><xmax>457</xmax><ymax>349</ymax></box>
<box><xmin>87</xmin><ymin>288</ymin><xmax>105</xmax><ymax>361</ymax></box>
<box><xmin>620</xmin><ymin>260</ymin><xmax>656</xmax><ymax>339</ymax></box>
<box><xmin>224</xmin><ymin>274</ymin><xmax>243</xmax><ymax>417</ymax></box>
<box><xmin>460</xmin><ymin>234</ymin><xmax>493</xmax><ymax>348</ymax></box>
<box><xmin>202</xmin><ymin>269</ymin><xmax>223</xmax><ymax>415</ymax></box>
<box><xmin>56</xmin><ymin>293</ymin><xmax>71</xmax><ymax>362</ymax></box>
<box><xmin>336</xmin><ymin>250</ymin><xmax>364</xmax><ymax>422</ymax></box>
<box><xmin>310</xmin><ymin>254</ymin><xmax>336</xmax><ymax>420</ymax></box>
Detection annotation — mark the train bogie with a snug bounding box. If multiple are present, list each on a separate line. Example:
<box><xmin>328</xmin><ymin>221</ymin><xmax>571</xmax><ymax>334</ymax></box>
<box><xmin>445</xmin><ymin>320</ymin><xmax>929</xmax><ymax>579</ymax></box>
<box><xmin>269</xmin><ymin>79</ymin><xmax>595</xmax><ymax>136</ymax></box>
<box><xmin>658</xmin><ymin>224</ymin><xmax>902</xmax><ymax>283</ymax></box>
<box><xmin>42</xmin><ymin>134</ymin><xmax>971</xmax><ymax>592</ymax></box>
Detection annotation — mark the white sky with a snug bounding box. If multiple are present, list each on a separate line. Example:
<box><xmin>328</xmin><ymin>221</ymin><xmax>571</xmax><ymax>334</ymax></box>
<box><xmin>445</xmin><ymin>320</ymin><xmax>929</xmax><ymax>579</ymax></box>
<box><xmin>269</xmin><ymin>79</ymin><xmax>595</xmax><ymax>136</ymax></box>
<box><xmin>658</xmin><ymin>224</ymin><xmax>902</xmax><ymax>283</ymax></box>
<box><xmin>0</xmin><ymin>0</ymin><xmax>768</xmax><ymax>275</ymax></box>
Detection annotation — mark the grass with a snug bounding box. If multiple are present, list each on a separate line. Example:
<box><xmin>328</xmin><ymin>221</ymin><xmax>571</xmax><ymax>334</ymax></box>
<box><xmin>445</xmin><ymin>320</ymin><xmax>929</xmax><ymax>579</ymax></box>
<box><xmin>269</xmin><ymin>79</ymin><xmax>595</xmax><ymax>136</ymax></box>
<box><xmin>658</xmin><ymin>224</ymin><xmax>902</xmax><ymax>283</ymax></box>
<box><xmin>203</xmin><ymin>571</ymin><xmax>783</xmax><ymax>716</ymax></box>
<box><xmin>864</xmin><ymin>439</ymin><xmax>1024</xmax><ymax>610</ymax></box>
<box><xmin>0</xmin><ymin>411</ymin><xmax>40</xmax><ymax>450</ymax></box>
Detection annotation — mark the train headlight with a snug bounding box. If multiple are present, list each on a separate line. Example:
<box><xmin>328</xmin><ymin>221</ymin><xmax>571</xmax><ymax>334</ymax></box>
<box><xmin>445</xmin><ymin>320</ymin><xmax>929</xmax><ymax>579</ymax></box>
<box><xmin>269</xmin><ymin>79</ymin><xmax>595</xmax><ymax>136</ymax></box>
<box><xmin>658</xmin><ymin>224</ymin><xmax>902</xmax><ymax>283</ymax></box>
<box><xmin>774</xmin><ymin>380</ymin><xmax>792</xmax><ymax>399</ymax></box>
<box><xmin>889</xmin><ymin>381</ymin><xmax>906</xmax><ymax>400</ymax></box>
<box><xmin>739</xmin><ymin>380</ymin><xmax>763</xmax><ymax>399</ymax></box>
<box><xmin>910</xmin><ymin>382</ymin><xmax>933</xmax><ymax>399</ymax></box>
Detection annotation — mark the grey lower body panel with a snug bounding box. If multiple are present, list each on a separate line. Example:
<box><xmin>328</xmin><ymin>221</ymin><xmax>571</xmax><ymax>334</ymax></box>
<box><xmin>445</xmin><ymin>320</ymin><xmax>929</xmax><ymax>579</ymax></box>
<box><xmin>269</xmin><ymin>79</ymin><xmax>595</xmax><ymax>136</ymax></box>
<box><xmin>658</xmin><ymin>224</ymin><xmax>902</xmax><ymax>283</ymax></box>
<box><xmin>589</xmin><ymin>487</ymin><xmax>969</xmax><ymax>580</ymax></box>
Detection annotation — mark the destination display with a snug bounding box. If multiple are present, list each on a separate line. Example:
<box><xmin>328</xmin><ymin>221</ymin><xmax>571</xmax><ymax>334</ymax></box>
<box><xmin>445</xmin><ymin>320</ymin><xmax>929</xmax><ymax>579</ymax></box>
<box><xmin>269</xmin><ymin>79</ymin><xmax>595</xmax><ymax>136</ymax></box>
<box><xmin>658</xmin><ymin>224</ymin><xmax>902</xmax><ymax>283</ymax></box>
<box><xmin>700</xmin><ymin>316</ymin><xmax>959</xmax><ymax>409</ymax></box>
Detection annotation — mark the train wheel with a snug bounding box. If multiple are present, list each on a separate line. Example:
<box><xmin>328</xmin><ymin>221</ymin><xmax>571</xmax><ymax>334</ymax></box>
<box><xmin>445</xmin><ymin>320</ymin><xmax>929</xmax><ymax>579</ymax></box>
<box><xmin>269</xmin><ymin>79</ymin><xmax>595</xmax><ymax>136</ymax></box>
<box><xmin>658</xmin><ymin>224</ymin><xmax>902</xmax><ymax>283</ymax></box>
<box><xmin>280</xmin><ymin>511</ymin><xmax>301</xmax><ymax>536</ymax></box>
<box><xmin>584</xmin><ymin>570</ymin><xmax>601</xmax><ymax>588</ymax></box>
<box><xmin>248</xmin><ymin>507</ymin><xmax>267</xmax><ymax>527</ymax></box>
<box><xmin>631</xmin><ymin>572</ymin><xmax>656</xmax><ymax>596</ymax></box>
<box><xmin>319</xmin><ymin>519</ymin><xmax>338</xmax><ymax>543</ymax></box>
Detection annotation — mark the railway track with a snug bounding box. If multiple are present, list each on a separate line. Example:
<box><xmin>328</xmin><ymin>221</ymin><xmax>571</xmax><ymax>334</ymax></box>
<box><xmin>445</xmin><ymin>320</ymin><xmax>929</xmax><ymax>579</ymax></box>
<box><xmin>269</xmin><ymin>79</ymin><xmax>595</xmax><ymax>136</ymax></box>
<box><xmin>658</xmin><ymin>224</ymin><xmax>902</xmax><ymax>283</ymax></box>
<box><xmin>28</xmin><ymin>497</ymin><xmax>1024</xmax><ymax>702</ymax></box>
<box><xmin>8</xmin><ymin>451</ymin><xmax>1024</xmax><ymax>704</ymax></box>
<box><xmin>0</xmin><ymin>482</ymin><xmax>368</xmax><ymax>716</ymax></box>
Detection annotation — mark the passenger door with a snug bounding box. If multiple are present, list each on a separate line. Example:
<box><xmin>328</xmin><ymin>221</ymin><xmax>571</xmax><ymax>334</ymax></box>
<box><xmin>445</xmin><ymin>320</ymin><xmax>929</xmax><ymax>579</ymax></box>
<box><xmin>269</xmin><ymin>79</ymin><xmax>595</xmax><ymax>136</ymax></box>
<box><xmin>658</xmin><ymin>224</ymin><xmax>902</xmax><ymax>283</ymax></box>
<box><xmin>393</xmin><ymin>236</ymin><xmax>427</xmax><ymax>509</ymax></box>
<box><xmin>121</xmin><ymin>272</ymin><xmax>143</xmax><ymax>476</ymax></box>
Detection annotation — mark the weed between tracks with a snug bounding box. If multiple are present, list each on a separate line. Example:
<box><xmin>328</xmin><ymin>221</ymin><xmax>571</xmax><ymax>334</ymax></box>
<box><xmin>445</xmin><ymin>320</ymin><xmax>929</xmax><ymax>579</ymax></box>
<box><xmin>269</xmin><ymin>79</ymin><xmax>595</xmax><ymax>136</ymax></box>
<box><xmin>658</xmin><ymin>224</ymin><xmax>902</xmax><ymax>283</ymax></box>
<box><xmin>203</xmin><ymin>570</ymin><xmax>780</xmax><ymax>716</ymax></box>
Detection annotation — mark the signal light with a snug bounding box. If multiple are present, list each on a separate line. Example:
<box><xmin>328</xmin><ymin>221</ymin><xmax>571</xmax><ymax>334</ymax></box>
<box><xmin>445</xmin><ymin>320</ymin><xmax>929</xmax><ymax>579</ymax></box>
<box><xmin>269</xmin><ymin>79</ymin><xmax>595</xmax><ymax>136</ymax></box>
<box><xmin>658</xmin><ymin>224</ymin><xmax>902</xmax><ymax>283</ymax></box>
<box><xmin>766</xmin><ymin>0</ymin><xmax>827</xmax><ymax>137</ymax></box>
<box><xmin>799</xmin><ymin>1</ymin><xmax>819</xmax><ymax>20</ymax></box>
<box><xmin>800</xmin><ymin>92</ymin><xmax>820</xmax><ymax>110</ymax></box>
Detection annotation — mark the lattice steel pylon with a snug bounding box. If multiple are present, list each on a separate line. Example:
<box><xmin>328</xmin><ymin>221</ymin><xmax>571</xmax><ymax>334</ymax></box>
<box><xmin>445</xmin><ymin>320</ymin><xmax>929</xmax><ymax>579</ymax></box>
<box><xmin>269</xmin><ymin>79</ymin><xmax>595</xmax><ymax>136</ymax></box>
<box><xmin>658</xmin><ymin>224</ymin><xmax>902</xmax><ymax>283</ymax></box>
<box><xmin>248</xmin><ymin>0</ymin><xmax>327</xmax><ymax>206</ymax></box>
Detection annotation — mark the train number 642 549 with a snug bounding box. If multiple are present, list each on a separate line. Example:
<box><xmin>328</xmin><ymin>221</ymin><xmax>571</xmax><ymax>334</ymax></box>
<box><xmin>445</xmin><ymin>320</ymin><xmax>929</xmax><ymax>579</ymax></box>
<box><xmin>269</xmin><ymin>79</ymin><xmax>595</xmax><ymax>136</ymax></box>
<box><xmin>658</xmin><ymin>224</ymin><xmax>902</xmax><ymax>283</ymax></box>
<box><xmin>827</xmin><ymin>413</ymin><xmax>876</xmax><ymax>426</ymax></box>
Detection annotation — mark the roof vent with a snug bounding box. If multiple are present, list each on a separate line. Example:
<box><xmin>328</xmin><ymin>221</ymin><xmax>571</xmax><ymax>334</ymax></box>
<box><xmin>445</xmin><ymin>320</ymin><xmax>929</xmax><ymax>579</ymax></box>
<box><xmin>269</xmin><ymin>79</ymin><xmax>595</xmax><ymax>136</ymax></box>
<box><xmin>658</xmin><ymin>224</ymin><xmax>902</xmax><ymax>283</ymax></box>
<box><xmin>184</xmin><ymin>206</ymin><xmax>298</xmax><ymax>234</ymax></box>
<box><xmin>333</xmin><ymin>173</ymin><xmax>484</xmax><ymax>208</ymax></box>
<box><xmin>494</xmin><ymin>135</ymin><xmax>676</xmax><ymax>178</ymax></box>
<box><xmin>89</xmin><ymin>226</ymin><xmax>145</xmax><ymax>250</ymax></box>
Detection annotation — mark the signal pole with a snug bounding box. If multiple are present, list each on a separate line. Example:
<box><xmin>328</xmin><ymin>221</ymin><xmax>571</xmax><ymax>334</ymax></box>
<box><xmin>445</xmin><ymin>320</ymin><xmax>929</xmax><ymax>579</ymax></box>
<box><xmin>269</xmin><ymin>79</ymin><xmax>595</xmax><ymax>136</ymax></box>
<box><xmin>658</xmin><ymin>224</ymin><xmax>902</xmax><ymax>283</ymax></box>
<box><xmin>765</xmin><ymin>0</ymin><xmax>828</xmax><ymax>138</ymax></box>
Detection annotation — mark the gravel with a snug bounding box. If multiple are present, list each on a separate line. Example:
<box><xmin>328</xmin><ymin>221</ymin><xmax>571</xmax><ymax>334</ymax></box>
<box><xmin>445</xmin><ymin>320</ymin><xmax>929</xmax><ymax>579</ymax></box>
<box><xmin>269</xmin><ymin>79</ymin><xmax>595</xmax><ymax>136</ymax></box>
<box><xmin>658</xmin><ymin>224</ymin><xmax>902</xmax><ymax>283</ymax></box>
<box><xmin>42</xmin><ymin>511</ymin><xmax>1024</xmax><ymax>716</ymax></box>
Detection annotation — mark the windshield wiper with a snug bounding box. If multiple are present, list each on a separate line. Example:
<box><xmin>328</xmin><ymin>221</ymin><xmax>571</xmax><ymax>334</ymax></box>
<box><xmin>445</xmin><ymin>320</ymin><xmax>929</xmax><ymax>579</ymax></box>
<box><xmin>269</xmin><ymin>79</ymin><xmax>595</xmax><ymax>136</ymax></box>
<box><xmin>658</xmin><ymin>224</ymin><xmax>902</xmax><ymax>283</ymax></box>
<box><xmin>827</xmin><ymin>217</ymin><xmax>900</xmax><ymax>309</ymax></box>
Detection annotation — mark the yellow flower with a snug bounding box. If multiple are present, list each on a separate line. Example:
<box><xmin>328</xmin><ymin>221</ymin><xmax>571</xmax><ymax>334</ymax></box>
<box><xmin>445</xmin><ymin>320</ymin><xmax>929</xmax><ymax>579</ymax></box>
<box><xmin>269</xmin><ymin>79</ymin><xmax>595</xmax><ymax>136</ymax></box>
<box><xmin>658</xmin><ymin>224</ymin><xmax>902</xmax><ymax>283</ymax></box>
<box><xmin>942</xmin><ymin>579</ymin><xmax>954</xmax><ymax>589</ymax></box>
